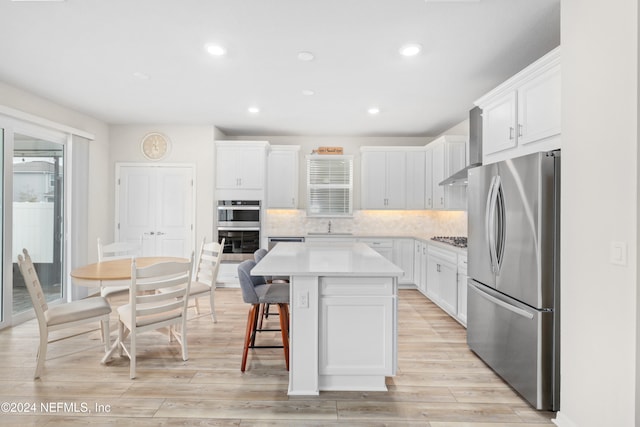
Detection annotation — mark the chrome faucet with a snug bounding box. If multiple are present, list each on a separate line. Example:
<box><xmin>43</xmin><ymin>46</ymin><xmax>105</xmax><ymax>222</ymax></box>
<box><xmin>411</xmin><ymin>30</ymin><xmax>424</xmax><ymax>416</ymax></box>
<box><xmin>327</xmin><ymin>220</ymin><xmax>332</xmax><ymax>234</ymax></box>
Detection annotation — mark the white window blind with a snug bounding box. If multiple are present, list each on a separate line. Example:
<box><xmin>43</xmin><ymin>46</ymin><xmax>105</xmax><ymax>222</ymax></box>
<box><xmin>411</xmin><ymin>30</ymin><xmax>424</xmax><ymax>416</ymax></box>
<box><xmin>306</xmin><ymin>155</ymin><xmax>353</xmax><ymax>217</ymax></box>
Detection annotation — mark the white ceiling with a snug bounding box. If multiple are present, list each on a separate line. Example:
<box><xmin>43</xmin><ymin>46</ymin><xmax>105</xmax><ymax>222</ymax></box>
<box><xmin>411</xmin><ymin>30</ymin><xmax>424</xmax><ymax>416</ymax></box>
<box><xmin>0</xmin><ymin>0</ymin><xmax>560</xmax><ymax>137</ymax></box>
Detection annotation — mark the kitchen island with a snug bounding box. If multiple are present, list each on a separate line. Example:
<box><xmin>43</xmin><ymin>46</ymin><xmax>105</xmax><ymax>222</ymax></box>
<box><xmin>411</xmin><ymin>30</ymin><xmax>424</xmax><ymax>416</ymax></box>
<box><xmin>251</xmin><ymin>241</ymin><xmax>403</xmax><ymax>396</ymax></box>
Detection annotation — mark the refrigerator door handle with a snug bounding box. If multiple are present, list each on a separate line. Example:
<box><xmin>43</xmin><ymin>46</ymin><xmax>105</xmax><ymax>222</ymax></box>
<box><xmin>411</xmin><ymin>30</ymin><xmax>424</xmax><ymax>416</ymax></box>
<box><xmin>470</xmin><ymin>282</ymin><xmax>534</xmax><ymax>320</ymax></box>
<box><xmin>494</xmin><ymin>176</ymin><xmax>506</xmax><ymax>274</ymax></box>
<box><xmin>486</xmin><ymin>176</ymin><xmax>499</xmax><ymax>274</ymax></box>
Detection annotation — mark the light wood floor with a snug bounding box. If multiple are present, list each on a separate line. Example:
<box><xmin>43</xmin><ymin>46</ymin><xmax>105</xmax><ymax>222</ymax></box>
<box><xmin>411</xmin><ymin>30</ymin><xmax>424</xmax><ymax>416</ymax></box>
<box><xmin>0</xmin><ymin>288</ymin><xmax>556</xmax><ymax>426</ymax></box>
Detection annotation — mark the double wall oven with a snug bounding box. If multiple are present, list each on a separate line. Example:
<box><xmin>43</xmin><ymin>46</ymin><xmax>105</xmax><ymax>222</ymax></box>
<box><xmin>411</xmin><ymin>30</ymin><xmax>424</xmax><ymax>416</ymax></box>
<box><xmin>217</xmin><ymin>200</ymin><xmax>261</xmax><ymax>261</ymax></box>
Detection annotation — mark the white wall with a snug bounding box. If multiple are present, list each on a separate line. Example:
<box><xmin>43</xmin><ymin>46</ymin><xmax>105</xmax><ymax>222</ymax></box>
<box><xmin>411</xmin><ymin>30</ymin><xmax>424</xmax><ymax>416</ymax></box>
<box><xmin>436</xmin><ymin>119</ymin><xmax>469</xmax><ymax>139</ymax></box>
<box><xmin>558</xmin><ymin>1</ymin><xmax>638</xmax><ymax>426</ymax></box>
<box><xmin>108</xmin><ymin>125</ymin><xmax>218</xmax><ymax>248</ymax></box>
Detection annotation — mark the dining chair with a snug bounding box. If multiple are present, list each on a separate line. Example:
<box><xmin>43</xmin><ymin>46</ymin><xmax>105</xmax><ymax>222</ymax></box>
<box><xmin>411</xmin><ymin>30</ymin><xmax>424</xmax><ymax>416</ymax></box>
<box><xmin>161</xmin><ymin>237</ymin><xmax>224</xmax><ymax>323</ymax></box>
<box><xmin>115</xmin><ymin>254</ymin><xmax>194</xmax><ymax>379</ymax></box>
<box><xmin>97</xmin><ymin>237</ymin><xmax>142</xmax><ymax>298</ymax></box>
<box><xmin>17</xmin><ymin>248</ymin><xmax>112</xmax><ymax>379</ymax></box>
<box><xmin>237</xmin><ymin>259</ymin><xmax>289</xmax><ymax>372</ymax></box>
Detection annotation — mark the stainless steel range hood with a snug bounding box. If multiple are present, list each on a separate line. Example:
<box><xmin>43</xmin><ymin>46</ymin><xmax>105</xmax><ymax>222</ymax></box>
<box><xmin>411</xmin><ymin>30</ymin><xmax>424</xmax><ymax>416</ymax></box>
<box><xmin>439</xmin><ymin>106</ymin><xmax>482</xmax><ymax>186</ymax></box>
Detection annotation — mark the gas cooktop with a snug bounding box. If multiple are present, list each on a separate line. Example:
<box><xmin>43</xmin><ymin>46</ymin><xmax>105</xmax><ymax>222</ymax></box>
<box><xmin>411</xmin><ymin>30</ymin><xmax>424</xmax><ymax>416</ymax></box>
<box><xmin>431</xmin><ymin>236</ymin><xmax>468</xmax><ymax>248</ymax></box>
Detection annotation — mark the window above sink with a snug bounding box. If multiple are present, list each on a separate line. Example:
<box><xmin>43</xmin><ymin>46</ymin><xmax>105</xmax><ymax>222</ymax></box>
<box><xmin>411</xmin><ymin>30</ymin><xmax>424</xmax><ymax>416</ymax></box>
<box><xmin>306</xmin><ymin>155</ymin><xmax>353</xmax><ymax>218</ymax></box>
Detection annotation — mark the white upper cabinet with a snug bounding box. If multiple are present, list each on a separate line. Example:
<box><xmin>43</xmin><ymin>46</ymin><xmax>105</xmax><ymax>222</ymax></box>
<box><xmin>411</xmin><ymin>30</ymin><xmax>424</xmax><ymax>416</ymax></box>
<box><xmin>517</xmin><ymin>64</ymin><xmax>561</xmax><ymax>145</ymax></box>
<box><xmin>476</xmin><ymin>47</ymin><xmax>561</xmax><ymax>164</ymax></box>
<box><xmin>426</xmin><ymin>136</ymin><xmax>467</xmax><ymax>210</ymax></box>
<box><xmin>482</xmin><ymin>91</ymin><xmax>518</xmax><ymax>154</ymax></box>
<box><xmin>215</xmin><ymin>141</ymin><xmax>268</xmax><ymax>200</ymax></box>
<box><xmin>360</xmin><ymin>149</ymin><xmax>406</xmax><ymax>209</ymax></box>
<box><xmin>424</xmin><ymin>148</ymin><xmax>433</xmax><ymax>209</ymax></box>
<box><xmin>267</xmin><ymin>145</ymin><xmax>300</xmax><ymax>209</ymax></box>
<box><xmin>430</xmin><ymin>140</ymin><xmax>446</xmax><ymax>209</ymax></box>
<box><xmin>405</xmin><ymin>149</ymin><xmax>426</xmax><ymax>210</ymax></box>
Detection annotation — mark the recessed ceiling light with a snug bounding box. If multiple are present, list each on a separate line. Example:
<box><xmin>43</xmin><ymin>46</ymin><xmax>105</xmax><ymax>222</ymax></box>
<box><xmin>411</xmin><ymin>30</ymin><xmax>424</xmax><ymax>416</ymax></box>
<box><xmin>399</xmin><ymin>43</ymin><xmax>422</xmax><ymax>57</ymax></box>
<box><xmin>132</xmin><ymin>72</ymin><xmax>150</xmax><ymax>80</ymax></box>
<box><xmin>205</xmin><ymin>44</ymin><xmax>227</xmax><ymax>56</ymax></box>
<box><xmin>302</xmin><ymin>89</ymin><xmax>315</xmax><ymax>96</ymax></box>
<box><xmin>248</xmin><ymin>107</ymin><xmax>260</xmax><ymax>114</ymax></box>
<box><xmin>297</xmin><ymin>51</ymin><xmax>315</xmax><ymax>61</ymax></box>
<box><xmin>368</xmin><ymin>107</ymin><xmax>381</xmax><ymax>115</ymax></box>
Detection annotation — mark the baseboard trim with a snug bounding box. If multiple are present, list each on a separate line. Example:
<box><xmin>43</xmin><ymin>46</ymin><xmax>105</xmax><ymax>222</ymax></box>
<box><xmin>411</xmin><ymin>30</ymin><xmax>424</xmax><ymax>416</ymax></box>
<box><xmin>553</xmin><ymin>411</ymin><xmax>578</xmax><ymax>427</ymax></box>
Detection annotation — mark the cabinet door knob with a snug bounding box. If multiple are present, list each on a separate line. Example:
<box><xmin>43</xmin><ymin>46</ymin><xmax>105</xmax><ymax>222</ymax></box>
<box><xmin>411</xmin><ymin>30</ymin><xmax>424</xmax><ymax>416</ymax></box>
<box><xmin>518</xmin><ymin>124</ymin><xmax>523</xmax><ymax>137</ymax></box>
<box><xmin>509</xmin><ymin>126</ymin><xmax>515</xmax><ymax>140</ymax></box>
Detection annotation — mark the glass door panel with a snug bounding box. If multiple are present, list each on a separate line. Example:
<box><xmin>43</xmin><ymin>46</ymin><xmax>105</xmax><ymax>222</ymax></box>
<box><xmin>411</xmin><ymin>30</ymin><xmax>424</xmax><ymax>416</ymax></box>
<box><xmin>12</xmin><ymin>133</ymin><xmax>64</xmax><ymax>314</ymax></box>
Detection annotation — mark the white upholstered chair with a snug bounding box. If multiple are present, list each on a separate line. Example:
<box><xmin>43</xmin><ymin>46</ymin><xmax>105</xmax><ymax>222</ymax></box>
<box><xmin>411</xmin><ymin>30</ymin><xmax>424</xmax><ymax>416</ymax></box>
<box><xmin>115</xmin><ymin>254</ymin><xmax>193</xmax><ymax>379</ymax></box>
<box><xmin>17</xmin><ymin>249</ymin><xmax>112</xmax><ymax>379</ymax></box>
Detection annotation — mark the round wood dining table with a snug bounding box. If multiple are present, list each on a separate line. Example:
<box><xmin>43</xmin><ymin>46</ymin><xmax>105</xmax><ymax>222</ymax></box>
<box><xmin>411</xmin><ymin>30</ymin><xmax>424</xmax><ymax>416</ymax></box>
<box><xmin>71</xmin><ymin>256</ymin><xmax>189</xmax><ymax>285</ymax></box>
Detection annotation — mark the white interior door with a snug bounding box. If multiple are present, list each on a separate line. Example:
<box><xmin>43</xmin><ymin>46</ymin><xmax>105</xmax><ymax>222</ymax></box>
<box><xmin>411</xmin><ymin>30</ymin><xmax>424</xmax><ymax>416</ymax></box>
<box><xmin>117</xmin><ymin>164</ymin><xmax>194</xmax><ymax>257</ymax></box>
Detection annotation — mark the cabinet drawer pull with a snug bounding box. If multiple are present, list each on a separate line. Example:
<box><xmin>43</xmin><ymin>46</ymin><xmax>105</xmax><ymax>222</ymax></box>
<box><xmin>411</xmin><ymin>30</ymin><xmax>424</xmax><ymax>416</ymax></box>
<box><xmin>509</xmin><ymin>126</ymin><xmax>515</xmax><ymax>140</ymax></box>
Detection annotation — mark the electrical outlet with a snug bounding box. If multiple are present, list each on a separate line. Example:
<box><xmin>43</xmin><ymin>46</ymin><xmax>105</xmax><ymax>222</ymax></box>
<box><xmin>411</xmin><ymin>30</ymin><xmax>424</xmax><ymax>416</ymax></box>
<box><xmin>298</xmin><ymin>292</ymin><xmax>309</xmax><ymax>308</ymax></box>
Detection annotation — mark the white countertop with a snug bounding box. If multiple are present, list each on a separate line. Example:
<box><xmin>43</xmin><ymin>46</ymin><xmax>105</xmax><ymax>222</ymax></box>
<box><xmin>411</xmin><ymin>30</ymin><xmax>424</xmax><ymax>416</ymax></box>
<box><xmin>252</xmin><ymin>242</ymin><xmax>404</xmax><ymax>277</ymax></box>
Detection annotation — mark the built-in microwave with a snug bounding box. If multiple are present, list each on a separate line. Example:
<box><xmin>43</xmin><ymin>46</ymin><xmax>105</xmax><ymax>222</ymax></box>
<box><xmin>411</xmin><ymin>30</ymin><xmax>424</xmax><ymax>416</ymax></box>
<box><xmin>217</xmin><ymin>200</ymin><xmax>261</xmax><ymax>228</ymax></box>
<box><xmin>217</xmin><ymin>200</ymin><xmax>261</xmax><ymax>261</ymax></box>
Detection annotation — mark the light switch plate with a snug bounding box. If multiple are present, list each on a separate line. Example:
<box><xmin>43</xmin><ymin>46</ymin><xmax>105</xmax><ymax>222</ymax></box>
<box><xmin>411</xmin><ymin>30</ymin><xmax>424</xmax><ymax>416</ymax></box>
<box><xmin>610</xmin><ymin>241</ymin><xmax>627</xmax><ymax>266</ymax></box>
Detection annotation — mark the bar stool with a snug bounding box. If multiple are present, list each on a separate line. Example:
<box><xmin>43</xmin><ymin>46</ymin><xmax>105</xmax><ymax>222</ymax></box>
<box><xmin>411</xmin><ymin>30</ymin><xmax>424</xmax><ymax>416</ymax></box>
<box><xmin>254</xmin><ymin>248</ymin><xmax>290</xmax><ymax>328</ymax></box>
<box><xmin>237</xmin><ymin>260</ymin><xmax>289</xmax><ymax>372</ymax></box>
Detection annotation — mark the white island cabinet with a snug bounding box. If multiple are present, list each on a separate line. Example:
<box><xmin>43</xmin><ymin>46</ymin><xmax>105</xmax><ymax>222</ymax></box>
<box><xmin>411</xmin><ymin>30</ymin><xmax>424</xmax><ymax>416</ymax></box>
<box><xmin>252</xmin><ymin>241</ymin><xmax>402</xmax><ymax>395</ymax></box>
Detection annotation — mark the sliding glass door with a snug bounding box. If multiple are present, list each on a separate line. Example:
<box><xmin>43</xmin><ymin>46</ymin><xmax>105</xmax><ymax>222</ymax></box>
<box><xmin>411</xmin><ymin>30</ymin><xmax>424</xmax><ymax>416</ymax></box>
<box><xmin>12</xmin><ymin>133</ymin><xmax>65</xmax><ymax>317</ymax></box>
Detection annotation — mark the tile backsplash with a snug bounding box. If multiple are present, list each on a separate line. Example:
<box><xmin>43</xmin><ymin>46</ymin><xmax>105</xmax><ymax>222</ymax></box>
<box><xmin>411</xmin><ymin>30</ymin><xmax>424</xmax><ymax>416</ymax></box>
<box><xmin>264</xmin><ymin>209</ymin><xmax>467</xmax><ymax>240</ymax></box>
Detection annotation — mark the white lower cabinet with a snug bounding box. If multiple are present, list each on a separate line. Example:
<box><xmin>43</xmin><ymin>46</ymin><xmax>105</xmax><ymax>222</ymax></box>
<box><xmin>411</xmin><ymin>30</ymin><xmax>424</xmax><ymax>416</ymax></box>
<box><xmin>217</xmin><ymin>262</ymin><xmax>240</xmax><ymax>286</ymax></box>
<box><xmin>319</xmin><ymin>277</ymin><xmax>396</xmax><ymax>376</ymax></box>
<box><xmin>456</xmin><ymin>254</ymin><xmax>468</xmax><ymax>326</ymax></box>
<box><xmin>426</xmin><ymin>244</ymin><xmax>459</xmax><ymax>319</ymax></box>
<box><xmin>393</xmin><ymin>238</ymin><xmax>415</xmax><ymax>286</ymax></box>
<box><xmin>359</xmin><ymin>238</ymin><xmax>414</xmax><ymax>286</ymax></box>
<box><xmin>358</xmin><ymin>238</ymin><xmax>393</xmax><ymax>261</ymax></box>
<box><xmin>413</xmin><ymin>240</ymin><xmax>427</xmax><ymax>296</ymax></box>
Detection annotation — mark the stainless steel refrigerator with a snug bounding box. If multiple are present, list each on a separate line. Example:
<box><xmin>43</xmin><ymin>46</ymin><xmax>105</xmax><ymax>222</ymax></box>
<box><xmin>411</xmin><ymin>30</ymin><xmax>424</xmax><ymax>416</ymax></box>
<box><xmin>467</xmin><ymin>150</ymin><xmax>560</xmax><ymax>411</ymax></box>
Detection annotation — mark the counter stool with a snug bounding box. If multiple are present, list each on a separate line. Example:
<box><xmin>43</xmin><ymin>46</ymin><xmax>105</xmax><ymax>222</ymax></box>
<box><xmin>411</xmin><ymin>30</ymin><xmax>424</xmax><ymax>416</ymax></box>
<box><xmin>237</xmin><ymin>260</ymin><xmax>289</xmax><ymax>372</ymax></box>
<box><xmin>253</xmin><ymin>248</ymin><xmax>289</xmax><ymax>329</ymax></box>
